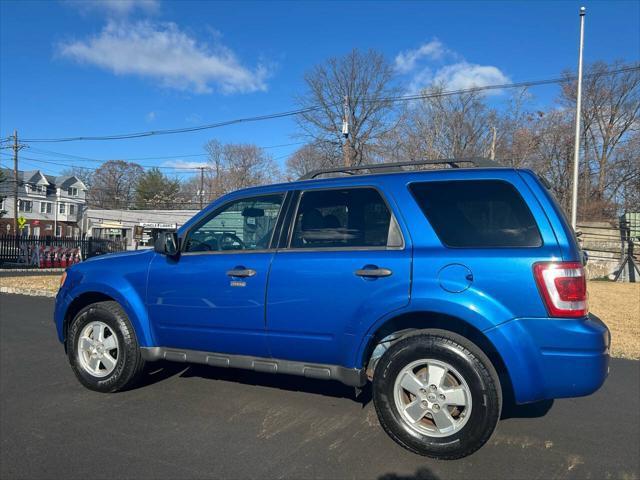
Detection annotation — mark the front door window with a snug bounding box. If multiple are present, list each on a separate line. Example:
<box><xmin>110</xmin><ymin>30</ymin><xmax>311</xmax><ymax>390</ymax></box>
<box><xmin>184</xmin><ymin>194</ymin><xmax>283</xmax><ymax>253</ymax></box>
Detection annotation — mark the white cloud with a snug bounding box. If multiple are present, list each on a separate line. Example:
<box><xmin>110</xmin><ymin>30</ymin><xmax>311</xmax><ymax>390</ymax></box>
<box><xmin>394</xmin><ymin>40</ymin><xmax>446</xmax><ymax>74</ymax></box>
<box><xmin>397</xmin><ymin>40</ymin><xmax>510</xmax><ymax>95</ymax></box>
<box><xmin>145</xmin><ymin>111</ymin><xmax>157</xmax><ymax>122</ymax></box>
<box><xmin>65</xmin><ymin>0</ymin><xmax>159</xmax><ymax>16</ymax></box>
<box><xmin>58</xmin><ymin>21</ymin><xmax>269</xmax><ymax>94</ymax></box>
<box><xmin>432</xmin><ymin>62</ymin><xmax>510</xmax><ymax>91</ymax></box>
<box><xmin>163</xmin><ymin>160</ymin><xmax>208</xmax><ymax>169</ymax></box>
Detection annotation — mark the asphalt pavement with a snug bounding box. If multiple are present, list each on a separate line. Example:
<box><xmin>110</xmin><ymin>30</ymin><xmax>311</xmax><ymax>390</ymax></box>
<box><xmin>1</xmin><ymin>293</ymin><xmax>638</xmax><ymax>480</ymax></box>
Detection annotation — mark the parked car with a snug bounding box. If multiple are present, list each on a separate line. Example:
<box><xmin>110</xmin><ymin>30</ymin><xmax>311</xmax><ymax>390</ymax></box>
<box><xmin>54</xmin><ymin>160</ymin><xmax>610</xmax><ymax>459</ymax></box>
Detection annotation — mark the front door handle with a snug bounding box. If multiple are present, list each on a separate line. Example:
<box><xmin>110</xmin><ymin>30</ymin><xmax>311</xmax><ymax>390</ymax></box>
<box><xmin>354</xmin><ymin>267</ymin><xmax>393</xmax><ymax>278</ymax></box>
<box><xmin>226</xmin><ymin>268</ymin><xmax>257</xmax><ymax>278</ymax></box>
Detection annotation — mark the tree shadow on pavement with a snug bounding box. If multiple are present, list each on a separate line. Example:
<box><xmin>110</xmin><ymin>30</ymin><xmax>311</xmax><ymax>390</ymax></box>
<box><xmin>379</xmin><ymin>467</ymin><xmax>441</xmax><ymax>480</ymax></box>
<box><xmin>131</xmin><ymin>361</ymin><xmax>190</xmax><ymax>389</ymax></box>
<box><xmin>501</xmin><ymin>399</ymin><xmax>554</xmax><ymax>419</ymax></box>
<box><xmin>130</xmin><ymin>360</ymin><xmax>553</xmax><ymax>418</ymax></box>
<box><xmin>179</xmin><ymin>363</ymin><xmax>370</xmax><ymax>403</ymax></box>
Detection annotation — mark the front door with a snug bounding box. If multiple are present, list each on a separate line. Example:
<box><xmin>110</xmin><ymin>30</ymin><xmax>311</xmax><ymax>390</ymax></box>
<box><xmin>147</xmin><ymin>193</ymin><xmax>285</xmax><ymax>356</ymax></box>
<box><xmin>266</xmin><ymin>186</ymin><xmax>412</xmax><ymax>367</ymax></box>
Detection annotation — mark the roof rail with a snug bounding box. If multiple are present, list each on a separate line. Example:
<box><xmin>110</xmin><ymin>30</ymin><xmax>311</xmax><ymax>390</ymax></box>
<box><xmin>298</xmin><ymin>157</ymin><xmax>502</xmax><ymax>180</ymax></box>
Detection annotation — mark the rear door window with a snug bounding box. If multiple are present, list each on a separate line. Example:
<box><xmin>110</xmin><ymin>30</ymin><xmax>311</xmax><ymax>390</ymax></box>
<box><xmin>409</xmin><ymin>180</ymin><xmax>542</xmax><ymax>248</ymax></box>
<box><xmin>290</xmin><ymin>187</ymin><xmax>403</xmax><ymax>249</ymax></box>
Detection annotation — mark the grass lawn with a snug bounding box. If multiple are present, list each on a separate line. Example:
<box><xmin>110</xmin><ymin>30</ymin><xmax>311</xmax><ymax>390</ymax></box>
<box><xmin>2</xmin><ymin>275</ymin><xmax>638</xmax><ymax>359</ymax></box>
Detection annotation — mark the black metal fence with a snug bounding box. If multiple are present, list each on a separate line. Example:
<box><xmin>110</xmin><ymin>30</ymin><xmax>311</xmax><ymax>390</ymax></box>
<box><xmin>0</xmin><ymin>234</ymin><xmax>127</xmax><ymax>269</ymax></box>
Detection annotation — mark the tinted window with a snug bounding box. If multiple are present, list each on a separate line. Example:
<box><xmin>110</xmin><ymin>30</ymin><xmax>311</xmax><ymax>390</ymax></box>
<box><xmin>290</xmin><ymin>188</ymin><xmax>402</xmax><ymax>249</ymax></box>
<box><xmin>185</xmin><ymin>194</ymin><xmax>283</xmax><ymax>252</ymax></box>
<box><xmin>409</xmin><ymin>180</ymin><xmax>542</xmax><ymax>247</ymax></box>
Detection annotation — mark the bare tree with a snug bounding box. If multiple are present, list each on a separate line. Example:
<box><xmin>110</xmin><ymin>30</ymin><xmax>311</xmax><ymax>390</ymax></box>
<box><xmin>494</xmin><ymin>89</ymin><xmax>540</xmax><ymax>168</ymax></box>
<box><xmin>184</xmin><ymin>141</ymin><xmax>281</xmax><ymax>206</ymax></box>
<box><xmin>529</xmin><ymin>110</ymin><xmax>575</xmax><ymax>213</ymax></box>
<box><xmin>285</xmin><ymin>143</ymin><xmax>336</xmax><ymax>180</ymax></box>
<box><xmin>562</xmin><ymin>61</ymin><xmax>640</xmax><ymax>211</ymax></box>
<box><xmin>296</xmin><ymin>49</ymin><xmax>400</xmax><ymax>166</ymax></box>
<box><xmin>89</xmin><ymin>160</ymin><xmax>144</xmax><ymax>209</ymax></box>
<box><xmin>382</xmin><ymin>85</ymin><xmax>496</xmax><ymax>162</ymax></box>
<box><xmin>224</xmin><ymin>143</ymin><xmax>280</xmax><ymax>189</ymax></box>
<box><xmin>204</xmin><ymin>139</ymin><xmax>226</xmax><ymax>199</ymax></box>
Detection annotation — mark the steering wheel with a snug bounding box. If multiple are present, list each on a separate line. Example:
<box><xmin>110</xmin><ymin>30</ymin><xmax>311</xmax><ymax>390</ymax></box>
<box><xmin>219</xmin><ymin>232</ymin><xmax>245</xmax><ymax>250</ymax></box>
<box><xmin>186</xmin><ymin>238</ymin><xmax>213</xmax><ymax>252</ymax></box>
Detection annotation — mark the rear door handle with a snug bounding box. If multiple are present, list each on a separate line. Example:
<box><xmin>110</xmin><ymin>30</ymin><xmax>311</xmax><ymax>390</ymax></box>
<box><xmin>354</xmin><ymin>267</ymin><xmax>393</xmax><ymax>278</ymax></box>
<box><xmin>226</xmin><ymin>268</ymin><xmax>257</xmax><ymax>278</ymax></box>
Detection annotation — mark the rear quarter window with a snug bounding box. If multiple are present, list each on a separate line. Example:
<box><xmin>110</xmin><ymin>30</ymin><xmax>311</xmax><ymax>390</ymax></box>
<box><xmin>409</xmin><ymin>180</ymin><xmax>542</xmax><ymax>248</ymax></box>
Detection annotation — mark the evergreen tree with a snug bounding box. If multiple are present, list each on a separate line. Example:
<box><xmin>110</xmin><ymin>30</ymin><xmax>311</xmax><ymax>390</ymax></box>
<box><xmin>135</xmin><ymin>168</ymin><xmax>181</xmax><ymax>209</ymax></box>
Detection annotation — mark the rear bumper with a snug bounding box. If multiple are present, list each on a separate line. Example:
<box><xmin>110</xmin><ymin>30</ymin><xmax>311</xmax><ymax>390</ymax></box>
<box><xmin>485</xmin><ymin>314</ymin><xmax>610</xmax><ymax>404</ymax></box>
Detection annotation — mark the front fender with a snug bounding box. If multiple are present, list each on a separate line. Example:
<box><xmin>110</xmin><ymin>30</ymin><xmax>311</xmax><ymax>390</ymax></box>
<box><xmin>54</xmin><ymin>251</ymin><xmax>154</xmax><ymax>347</ymax></box>
<box><xmin>65</xmin><ymin>282</ymin><xmax>153</xmax><ymax>346</ymax></box>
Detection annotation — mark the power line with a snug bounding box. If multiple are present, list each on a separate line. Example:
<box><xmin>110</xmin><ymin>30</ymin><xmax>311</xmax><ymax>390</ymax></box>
<box><xmin>3</xmin><ymin>150</ymin><xmax>294</xmax><ymax>172</ymax></box>
<box><xmin>0</xmin><ymin>152</ymin><xmax>202</xmax><ymax>171</ymax></box>
<box><xmin>21</xmin><ymin>108</ymin><xmax>321</xmax><ymax>143</ymax></box>
<box><xmin>26</xmin><ymin>141</ymin><xmax>306</xmax><ymax>163</ymax></box>
<box><xmin>17</xmin><ymin>64</ymin><xmax>640</xmax><ymax>144</ymax></box>
<box><xmin>366</xmin><ymin>64</ymin><xmax>640</xmax><ymax>104</ymax></box>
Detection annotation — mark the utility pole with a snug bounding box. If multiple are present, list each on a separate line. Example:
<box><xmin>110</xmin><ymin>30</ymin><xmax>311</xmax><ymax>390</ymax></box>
<box><xmin>12</xmin><ymin>130</ymin><xmax>20</xmax><ymax>235</ymax></box>
<box><xmin>342</xmin><ymin>95</ymin><xmax>352</xmax><ymax>167</ymax></box>
<box><xmin>198</xmin><ymin>167</ymin><xmax>205</xmax><ymax>210</ymax></box>
<box><xmin>489</xmin><ymin>126</ymin><xmax>497</xmax><ymax>161</ymax></box>
<box><xmin>570</xmin><ymin>6</ymin><xmax>586</xmax><ymax>230</ymax></box>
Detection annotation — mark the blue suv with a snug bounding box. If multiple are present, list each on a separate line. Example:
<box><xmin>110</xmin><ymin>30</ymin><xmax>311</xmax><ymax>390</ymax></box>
<box><xmin>54</xmin><ymin>159</ymin><xmax>610</xmax><ymax>459</ymax></box>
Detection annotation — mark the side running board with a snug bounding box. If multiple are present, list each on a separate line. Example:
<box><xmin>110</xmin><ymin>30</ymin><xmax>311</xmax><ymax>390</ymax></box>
<box><xmin>140</xmin><ymin>347</ymin><xmax>367</xmax><ymax>387</ymax></box>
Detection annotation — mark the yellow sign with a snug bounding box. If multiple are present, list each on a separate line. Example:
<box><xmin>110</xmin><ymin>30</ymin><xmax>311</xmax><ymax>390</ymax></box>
<box><xmin>17</xmin><ymin>216</ymin><xmax>26</xmax><ymax>229</ymax></box>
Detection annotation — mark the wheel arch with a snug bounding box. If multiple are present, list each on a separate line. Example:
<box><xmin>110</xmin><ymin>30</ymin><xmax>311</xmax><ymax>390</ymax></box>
<box><xmin>360</xmin><ymin>311</ymin><xmax>515</xmax><ymax>407</ymax></box>
<box><xmin>63</xmin><ymin>292</ymin><xmax>115</xmax><ymax>347</ymax></box>
<box><xmin>62</xmin><ymin>286</ymin><xmax>153</xmax><ymax>349</ymax></box>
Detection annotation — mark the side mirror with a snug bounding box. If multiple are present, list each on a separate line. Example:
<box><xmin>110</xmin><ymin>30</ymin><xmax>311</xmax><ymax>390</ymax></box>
<box><xmin>154</xmin><ymin>231</ymin><xmax>179</xmax><ymax>257</ymax></box>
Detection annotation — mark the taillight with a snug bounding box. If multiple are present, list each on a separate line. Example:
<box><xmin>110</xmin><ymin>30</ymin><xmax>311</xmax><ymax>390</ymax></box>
<box><xmin>533</xmin><ymin>262</ymin><xmax>588</xmax><ymax>318</ymax></box>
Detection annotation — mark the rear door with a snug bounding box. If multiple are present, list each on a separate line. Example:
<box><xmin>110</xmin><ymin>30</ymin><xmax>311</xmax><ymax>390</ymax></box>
<box><xmin>265</xmin><ymin>186</ymin><xmax>411</xmax><ymax>366</ymax></box>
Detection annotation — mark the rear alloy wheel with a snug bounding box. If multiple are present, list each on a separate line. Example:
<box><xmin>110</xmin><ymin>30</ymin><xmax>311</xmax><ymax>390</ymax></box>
<box><xmin>393</xmin><ymin>359</ymin><xmax>472</xmax><ymax>438</ymax></box>
<box><xmin>67</xmin><ymin>301</ymin><xmax>145</xmax><ymax>393</ymax></box>
<box><xmin>373</xmin><ymin>330</ymin><xmax>501</xmax><ymax>459</ymax></box>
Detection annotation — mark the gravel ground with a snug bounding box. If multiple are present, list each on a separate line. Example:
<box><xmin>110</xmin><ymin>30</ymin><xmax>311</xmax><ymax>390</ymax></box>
<box><xmin>1</xmin><ymin>274</ymin><xmax>638</xmax><ymax>358</ymax></box>
<box><xmin>0</xmin><ymin>274</ymin><xmax>61</xmax><ymax>292</ymax></box>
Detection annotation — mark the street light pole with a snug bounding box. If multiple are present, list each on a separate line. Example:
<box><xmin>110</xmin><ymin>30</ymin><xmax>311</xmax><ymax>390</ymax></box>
<box><xmin>570</xmin><ymin>6</ymin><xmax>586</xmax><ymax>230</ymax></box>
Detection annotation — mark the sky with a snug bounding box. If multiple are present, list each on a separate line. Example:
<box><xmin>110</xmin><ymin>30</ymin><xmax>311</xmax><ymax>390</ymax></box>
<box><xmin>1</xmin><ymin>0</ymin><xmax>638</xmax><ymax>180</ymax></box>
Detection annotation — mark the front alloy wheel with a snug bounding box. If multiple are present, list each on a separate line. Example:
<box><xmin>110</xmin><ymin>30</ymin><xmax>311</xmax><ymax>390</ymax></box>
<box><xmin>67</xmin><ymin>301</ymin><xmax>145</xmax><ymax>393</ymax></box>
<box><xmin>76</xmin><ymin>321</ymin><xmax>120</xmax><ymax>378</ymax></box>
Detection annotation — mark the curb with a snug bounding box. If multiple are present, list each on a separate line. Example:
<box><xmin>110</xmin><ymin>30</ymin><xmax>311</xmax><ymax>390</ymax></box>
<box><xmin>0</xmin><ymin>287</ymin><xmax>57</xmax><ymax>298</ymax></box>
<box><xmin>0</xmin><ymin>268</ymin><xmax>65</xmax><ymax>274</ymax></box>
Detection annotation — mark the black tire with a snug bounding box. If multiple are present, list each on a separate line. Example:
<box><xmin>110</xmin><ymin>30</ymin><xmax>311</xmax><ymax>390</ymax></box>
<box><xmin>372</xmin><ymin>330</ymin><xmax>501</xmax><ymax>459</ymax></box>
<box><xmin>66</xmin><ymin>301</ymin><xmax>146</xmax><ymax>393</ymax></box>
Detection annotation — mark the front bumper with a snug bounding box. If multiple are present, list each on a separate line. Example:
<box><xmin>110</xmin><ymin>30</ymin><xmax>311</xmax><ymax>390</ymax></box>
<box><xmin>485</xmin><ymin>314</ymin><xmax>610</xmax><ymax>404</ymax></box>
<box><xmin>53</xmin><ymin>289</ymin><xmax>71</xmax><ymax>344</ymax></box>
